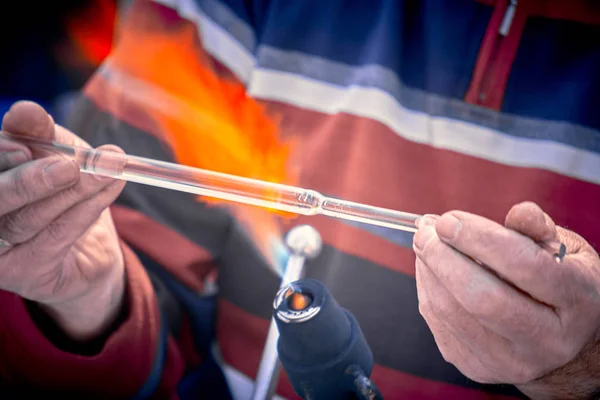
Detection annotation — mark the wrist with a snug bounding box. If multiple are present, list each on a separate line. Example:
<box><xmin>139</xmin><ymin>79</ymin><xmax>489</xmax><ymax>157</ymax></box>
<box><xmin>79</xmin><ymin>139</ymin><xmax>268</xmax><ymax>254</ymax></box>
<box><xmin>518</xmin><ymin>384</ymin><xmax>600</xmax><ymax>400</ymax></box>
<box><xmin>517</xmin><ymin>335</ymin><xmax>600</xmax><ymax>400</ymax></box>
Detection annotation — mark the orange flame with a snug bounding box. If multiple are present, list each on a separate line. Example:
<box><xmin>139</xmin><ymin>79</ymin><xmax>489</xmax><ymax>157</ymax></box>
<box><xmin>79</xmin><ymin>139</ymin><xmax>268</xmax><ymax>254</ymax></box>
<box><xmin>106</xmin><ymin>7</ymin><xmax>296</xmax><ymax>202</ymax></box>
<box><xmin>97</xmin><ymin>1</ymin><xmax>296</xmax><ymax>269</ymax></box>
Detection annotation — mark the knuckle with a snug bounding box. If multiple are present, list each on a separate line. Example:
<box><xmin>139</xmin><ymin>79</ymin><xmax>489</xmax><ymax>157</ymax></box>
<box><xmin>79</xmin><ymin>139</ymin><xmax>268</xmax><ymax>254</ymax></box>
<box><xmin>10</xmin><ymin>167</ymin><xmax>35</xmax><ymax>204</ymax></box>
<box><xmin>0</xmin><ymin>212</ymin><xmax>29</xmax><ymax>242</ymax></box>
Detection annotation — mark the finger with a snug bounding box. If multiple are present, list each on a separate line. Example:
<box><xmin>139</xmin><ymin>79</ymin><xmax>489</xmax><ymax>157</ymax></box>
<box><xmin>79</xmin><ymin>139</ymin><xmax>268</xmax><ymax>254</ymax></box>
<box><xmin>416</xmin><ymin>254</ymin><xmax>530</xmax><ymax>344</ymax></box>
<box><xmin>416</xmin><ymin>264</ymin><xmax>499</xmax><ymax>383</ymax></box>
<box><xmin>504</xmin><ymin>202</ymin><xmax>566</xmax><ymax>260</ymax></box>
<box><xmin>2</xmin><ymin>101</ymin><xmax>91</xmax><ymax>153</ymax></box>
<box><xmin>432</xmin><ymin>211</ymin><xmax>572</xmax><ymax>305</ymax></box>
<box><xmin>0</xmin><ymin>157</ymin><xmax>80</xmax><ymax>217</ymax></box>
<box><xmin>0</xmin><ymin>147</ymin><xmax>124</xmax><ymax>245</ymax></box>
<box><xmin>416</xmin><ymin>258</ymin><xmax>561</xmax><ymax>382</ymax></box>
<box><xmin>2</xmin><ymin>101</ymin><xmax>55</xmax><ymax>140</ymax></box>
<box><xmin>414</xmin><ymin>213</ymin><xmax>439</xmax><ymax>241</ymax></box>
<box><xmin>505</xmin><ymin>202</ymin><xmax>557</xmax><ymax>243</ymax></box>
<box><xmin>413</xmin><ymin>217</ymin><xmax>558</xmax><ymax>330</ymax></box>
<box><xmin>17</xmin><ymin>178</ymin><xmax>125</xmax><ymax>264</ymax></box>
<box><xmin>0</xmin><ymin>136</ymin><xmax>32</xmax><ymax>159</ymax></box>
<box><xmin>0</xmin><ymin>151</ymin><xmax>30</xmax><ymax>172</ymax></box>
<box><xmin>0</xmin><ymin>176</ymin><xmax>125</xmax><ymax>296</ymax></box>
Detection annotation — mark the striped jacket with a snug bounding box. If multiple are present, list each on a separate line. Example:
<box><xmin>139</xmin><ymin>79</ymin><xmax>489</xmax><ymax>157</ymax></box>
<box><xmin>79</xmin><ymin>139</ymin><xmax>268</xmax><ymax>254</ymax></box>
<box><xmin>0</xmin><ymin>0</ymin><xmax>598</xmax><ymax>399</ymax></box>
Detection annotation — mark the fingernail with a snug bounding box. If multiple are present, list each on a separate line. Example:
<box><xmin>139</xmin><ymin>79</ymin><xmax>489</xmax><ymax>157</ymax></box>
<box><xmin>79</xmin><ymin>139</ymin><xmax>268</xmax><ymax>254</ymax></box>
<box><xmin>436</xmin><ymin>214</ymin><xmax>462</xmax><ymax>241</ymax></box>
<box><xmin>416</xmin><ymin>214</ymin><xmax>439</xmax><ymax>229</ymax></box>
<box><xmin>6</xmin><ymin>151</ymin><xmax>29</xmax><ymax>165</ymax></box>
<box><xmin>92</xmin><ymin>174</ymin><xmax>114</xmax><ymax>182</ymax></box>
<box><xmin>93</xmin><ymin>174</ymin><xmax>109</xmax><ymax>181</ymax></box>
<box><xmin>413</xmin><ymin>225</ymin><xmax>435</xmax><ymax>251</ymax></box>
<box><xmin>43</xmin><ymin>159</ymin><xmax>79</xmax><ymax>189</ymax></box>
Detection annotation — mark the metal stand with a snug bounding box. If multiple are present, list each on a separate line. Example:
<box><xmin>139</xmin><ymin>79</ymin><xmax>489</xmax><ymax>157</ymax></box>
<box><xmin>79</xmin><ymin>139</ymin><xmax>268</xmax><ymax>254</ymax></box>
<box><xmin>251</xmin><ymin>225</ymin><xmax>322</xmax><ymax>400</ymax></box>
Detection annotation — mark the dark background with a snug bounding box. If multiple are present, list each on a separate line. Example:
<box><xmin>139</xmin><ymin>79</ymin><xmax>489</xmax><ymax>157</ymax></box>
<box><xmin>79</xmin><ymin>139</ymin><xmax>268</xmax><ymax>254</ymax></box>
<box><xmin>0</xmin><ymin>1</ymin><xmax>117</xmax><ymax>124</ymax></box>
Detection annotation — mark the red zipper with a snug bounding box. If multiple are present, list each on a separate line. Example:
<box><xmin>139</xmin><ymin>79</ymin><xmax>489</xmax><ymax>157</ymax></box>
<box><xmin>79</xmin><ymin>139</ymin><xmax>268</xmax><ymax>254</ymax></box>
<box><xmin>477</xmin><ymin>1</ymin><xmax>517</xmax><ymax>103</ymax></box>
<box><xmin>465</xmin><ymin>0</ymin><xmax>527</xmax><ymax>111</ymax></box>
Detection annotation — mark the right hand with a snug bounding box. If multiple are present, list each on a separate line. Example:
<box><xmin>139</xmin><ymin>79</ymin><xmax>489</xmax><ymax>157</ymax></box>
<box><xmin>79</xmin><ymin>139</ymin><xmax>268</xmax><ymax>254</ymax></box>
<box><xmin>0</xmin><ymin>101</ymin><xmax>127</xmax><ymax>341</ymax></box>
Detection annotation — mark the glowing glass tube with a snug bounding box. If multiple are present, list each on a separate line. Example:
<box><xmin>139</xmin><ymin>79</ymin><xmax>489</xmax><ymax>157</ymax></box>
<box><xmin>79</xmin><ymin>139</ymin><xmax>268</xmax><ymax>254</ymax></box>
<box><xmin>2</xmin><ymin>133</ymin><xmax>420</xmax><ymax>233</ymax></box>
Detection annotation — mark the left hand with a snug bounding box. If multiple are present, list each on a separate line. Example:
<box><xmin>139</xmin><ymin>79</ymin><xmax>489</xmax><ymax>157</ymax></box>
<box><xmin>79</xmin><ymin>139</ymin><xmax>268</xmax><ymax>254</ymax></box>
<box><xmin>413</xmin><ymin>202</ymin><xmax>600</xmax><ymax>393</ymax></box>
<box><xmin>0</xmin><ymin>101</ymin><xmax>127</xmax><ymax>342</ymax></box>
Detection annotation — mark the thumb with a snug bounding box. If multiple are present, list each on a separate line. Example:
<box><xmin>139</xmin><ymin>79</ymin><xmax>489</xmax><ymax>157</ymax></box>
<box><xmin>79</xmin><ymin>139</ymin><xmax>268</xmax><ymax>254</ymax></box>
<box><xmin>505</xmin><ymin>201</ymin><xmax>557</xmax><ymax>243</ymax></box>
<box><xmin>2</xmin><ymin>101</ymin><xmax>92</xmax><ymax>156</ymax></box>
<box><xmin>2</xmin><ymin>101</ymin><xmax>55</xmax><ymax>140</ymax></box>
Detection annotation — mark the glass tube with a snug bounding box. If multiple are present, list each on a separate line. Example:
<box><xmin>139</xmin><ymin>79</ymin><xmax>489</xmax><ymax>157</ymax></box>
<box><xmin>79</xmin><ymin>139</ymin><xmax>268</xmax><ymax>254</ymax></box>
<box><xmin>2</xmin><ymin>133</ymin><xmax>420</xmax><ymax>232</ymax></box>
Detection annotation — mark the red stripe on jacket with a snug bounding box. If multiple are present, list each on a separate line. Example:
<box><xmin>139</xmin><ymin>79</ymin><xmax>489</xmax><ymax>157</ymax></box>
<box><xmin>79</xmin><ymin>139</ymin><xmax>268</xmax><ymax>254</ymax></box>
<box><xmin>111</xmin><ymin>204</ymin><xmax>217</xmax><ymax>292</ymax></box>
<box><xmin>217</xmin><ymin>299</ymin><xmax>523</xmax><ymax>400</ymax></box>
<box><xmin>268</xmin><ymin>101</ymin><xmax>600</xmax><ymax>256</ymax></box>
<box><xmin>0</xmin><ymin>243</ymin><xmax>181</xmax><ymax>398</ymax></box>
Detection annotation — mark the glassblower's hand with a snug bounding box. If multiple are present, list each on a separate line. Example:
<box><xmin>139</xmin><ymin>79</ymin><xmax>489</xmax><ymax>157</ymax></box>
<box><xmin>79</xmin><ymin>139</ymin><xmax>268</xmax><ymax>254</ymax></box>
<box><xmin>413</xmin><ymin>202</ymin><xmax>600</xmax><ymax>398</ymax></box>
<box><xmin>0</xmin><ymin>101</ymin><xmax>126</xmax><ymax>342</ymax></box>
